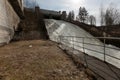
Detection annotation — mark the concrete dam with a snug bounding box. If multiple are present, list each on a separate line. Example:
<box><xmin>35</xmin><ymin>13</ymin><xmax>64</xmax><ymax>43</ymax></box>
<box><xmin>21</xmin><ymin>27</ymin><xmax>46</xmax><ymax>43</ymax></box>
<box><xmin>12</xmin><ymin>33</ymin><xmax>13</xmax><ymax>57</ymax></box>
<box><xmin>45</xmin><ymin>19</ymin><xmax>120</xmax><ymax>80</ymax></box>
<box><xmin>0</xmin><ymin>3</ymin><xmax>120</xmax><ymax>78</ymax></box>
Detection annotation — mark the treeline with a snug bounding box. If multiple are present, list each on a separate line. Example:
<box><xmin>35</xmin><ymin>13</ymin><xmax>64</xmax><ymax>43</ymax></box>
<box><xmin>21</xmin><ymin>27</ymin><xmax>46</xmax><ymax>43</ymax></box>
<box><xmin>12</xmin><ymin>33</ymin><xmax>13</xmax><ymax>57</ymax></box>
<box><xmin>63</xmin><ymin>3</ymin><xmax>120</xmax><ymax>27</ymax></box>
<box><xmin>100</xmin><ymin>3</ymin><xmax>120</xmax><ymax>26</ymax></box>
<box><xmin>24</xmin><ymin>0</ymin><xmax>120</xmax><ymax>26</ymax></box>
<box><xmin>62</xmin><ymin>7</ymin><xmax>96</xmax><ymax>26</ymax></box>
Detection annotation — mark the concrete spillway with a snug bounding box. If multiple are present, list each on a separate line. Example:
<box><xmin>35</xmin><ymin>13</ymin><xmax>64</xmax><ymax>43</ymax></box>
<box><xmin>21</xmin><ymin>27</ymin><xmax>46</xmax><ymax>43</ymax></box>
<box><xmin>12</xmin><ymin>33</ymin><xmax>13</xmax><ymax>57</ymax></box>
<box><xmin>44</xmin><ymin>19</ymin><xmax>120</xmax><ymax>69</ymax></box>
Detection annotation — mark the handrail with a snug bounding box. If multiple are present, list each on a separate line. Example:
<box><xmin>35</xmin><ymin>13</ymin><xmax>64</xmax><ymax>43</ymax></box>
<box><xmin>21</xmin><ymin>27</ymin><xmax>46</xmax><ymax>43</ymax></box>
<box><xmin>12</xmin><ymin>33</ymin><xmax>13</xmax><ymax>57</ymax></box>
<box><xmin>59</xmin><ymin>35</ymin><xmax>120</xmax><ymax>80</ymax></box>
<box><xmin>59</xmin><ymin>35</ymin><xmax>120</xmax><ymax>64</ymax></box>
<box><xmin>61</xmin><ymin>38</ymin><xmax>120</xmax><ymax>60</ymax></box>
<box><xmin>61</xmin><ymin>38</ymin><xmax>120</xmax><ymax>51</ymax></box>
<box><xmin>60</xmin><ymin>35</ymin><xmax>120</xmax><ymax>40</ymax></box>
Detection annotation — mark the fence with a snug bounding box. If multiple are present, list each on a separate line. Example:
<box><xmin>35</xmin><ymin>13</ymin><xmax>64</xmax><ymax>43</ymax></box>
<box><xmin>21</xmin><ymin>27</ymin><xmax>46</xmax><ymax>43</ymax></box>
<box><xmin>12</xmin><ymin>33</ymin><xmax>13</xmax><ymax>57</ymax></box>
<box><xmin>58</xmin><ymin>36</ymin><xmax>120</xmax><ymax>80</ymax></box>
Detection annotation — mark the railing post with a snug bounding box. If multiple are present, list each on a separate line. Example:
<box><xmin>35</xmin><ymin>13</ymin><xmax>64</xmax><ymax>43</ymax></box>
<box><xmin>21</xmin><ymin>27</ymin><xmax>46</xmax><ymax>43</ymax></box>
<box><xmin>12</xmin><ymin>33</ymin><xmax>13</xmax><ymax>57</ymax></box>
<box><xmin>59</xmin><ymin>35</ymin><xmax>62</xmax><ymax>44</ymax></box>
<box><xmin>57</xmin><ymin>36</ymin><xmax>59</xmax><ymax>44</ymax></box>
<box><xmin>73</xmin><ymin>37</ymin><xmax>74</xmax><ymax>53</ymax></box>
<box><xmin>83</xmin><ymin>37</ymin><xmax>88</xmax><ymax>68</ymax></box>
<box><xmin>83</xmin><ymin>38</ymin><xmax>85</xmax><ymax>53</ymax></box>
<box><xmin>104</xmin><ymin>38</ymin><xmax>106</xmax><ymax>62</ymax></box>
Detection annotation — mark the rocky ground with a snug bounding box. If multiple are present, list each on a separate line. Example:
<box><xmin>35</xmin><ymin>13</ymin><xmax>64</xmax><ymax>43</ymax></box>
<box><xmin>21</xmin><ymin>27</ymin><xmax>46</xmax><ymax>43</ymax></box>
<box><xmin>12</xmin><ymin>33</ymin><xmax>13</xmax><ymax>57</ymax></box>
<box><xmin>0</xmin><ymin>40</ymin><xmax>90</xmax><ymax>80</ymax></box>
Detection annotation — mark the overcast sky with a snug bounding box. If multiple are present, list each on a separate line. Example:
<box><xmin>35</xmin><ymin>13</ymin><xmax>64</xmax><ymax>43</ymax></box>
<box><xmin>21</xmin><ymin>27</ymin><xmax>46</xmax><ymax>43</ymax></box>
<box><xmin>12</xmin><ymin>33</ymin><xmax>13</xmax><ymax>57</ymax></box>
<box><xmin>26</xmin><ymin>0</ymin><xmax>120</xmax><ymax>26</ymax></box>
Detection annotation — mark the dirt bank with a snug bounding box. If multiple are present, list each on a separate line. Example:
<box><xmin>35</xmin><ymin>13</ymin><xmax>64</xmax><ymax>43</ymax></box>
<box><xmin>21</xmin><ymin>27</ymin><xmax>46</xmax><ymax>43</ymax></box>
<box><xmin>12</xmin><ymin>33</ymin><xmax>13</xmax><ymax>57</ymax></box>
<box><xmin>0</xmin><ymin>40</ymin><xmax>90</xmax><ymax>80</ymax></box>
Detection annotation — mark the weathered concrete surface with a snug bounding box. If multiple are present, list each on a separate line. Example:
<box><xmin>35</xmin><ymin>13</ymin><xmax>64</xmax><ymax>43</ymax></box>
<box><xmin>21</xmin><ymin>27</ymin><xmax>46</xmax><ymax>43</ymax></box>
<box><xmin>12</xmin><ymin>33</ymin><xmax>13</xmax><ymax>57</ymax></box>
<box><xmin>0</xmin><ymin>0</ymin><xmax>23</xmax><ymax>45</ymax></box>
<box><xmin>44</xmin><ymin>19</ymin><xmax>120</xmax><ymax>69</ymax></box>
<box><xmin>45</xmin><ymin>19</ymin><xmax>120</xmax><ymax>80</ymax></box>
<box><xmin>0</xmin><ymin>25</ymin><xmax>14</xmax><ymax>45</ymax></box>
<box><xmin>8</xmin><ymin>0</ymin><xmax>24</xmax><ymax>19</ymax></box>
<box><xmin>13</xmin><ymin>7</ymin><xmax>49</xmax><ymax>40</ymax></box>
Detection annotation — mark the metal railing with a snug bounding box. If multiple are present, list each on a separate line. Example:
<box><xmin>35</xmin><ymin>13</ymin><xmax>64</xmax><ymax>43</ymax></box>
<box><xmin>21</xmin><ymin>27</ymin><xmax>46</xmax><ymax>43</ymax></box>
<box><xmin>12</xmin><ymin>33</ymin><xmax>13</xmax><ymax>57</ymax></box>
<box><xmin>59</xmin><ymin>36</ymin><xmax>120</xmax><ymax>61</ymax></box>
<box><xmin>58</xmin><ymin>35</ymin><xmax>120</xmax><ymax>80</ymax></box>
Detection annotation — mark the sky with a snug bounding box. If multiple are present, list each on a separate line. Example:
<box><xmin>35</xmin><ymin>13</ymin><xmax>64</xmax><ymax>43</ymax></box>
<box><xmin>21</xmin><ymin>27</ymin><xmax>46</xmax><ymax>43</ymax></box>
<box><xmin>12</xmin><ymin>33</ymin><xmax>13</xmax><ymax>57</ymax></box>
<box><xmin>25</xmin><ymin>0</ymin><xmax>120</xmax><ymax>26</ymax></box>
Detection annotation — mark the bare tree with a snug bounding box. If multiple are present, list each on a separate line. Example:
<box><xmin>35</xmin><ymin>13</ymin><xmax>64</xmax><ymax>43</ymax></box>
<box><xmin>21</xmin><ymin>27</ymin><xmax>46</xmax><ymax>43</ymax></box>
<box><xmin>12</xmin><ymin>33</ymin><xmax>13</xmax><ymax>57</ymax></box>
<box><xmin>104</xmin><ymin>4</ymin><xmax>120</xmax><ymax>26</ymax></box>
<box><xmin>76</xmin><ymin>15</ymin><xmax>80</xmax><ymax>21</ymax></box>
<box><xmin>100</xmin><ymin>5</ymin><xmax>105</xmax><ymax>26</ymax></box>
<box><xmin>112</xmin><ymin>9</ymin><xmax>120</xmax><ymax>25</ymax></box>
<box><xmin>61</xmin><ymin>11</ymin><xmax>67</xmax><ymax>20</ymax></box>
<box><xmin>89</xmin><ymin>15</ymin><xmax>96</xmax><ymax>25</ymax></box>
<box><xmin>71</xmin><ymin>11</ymin><xmax>75</xmax><ymax>20</ymax></box>
<box><xmin>105</xmin><ymin>9</ymin><xmax>113</xmax><ymax>26</ymax></box>
<box><xmin>67</xmin><ymin>11</ymin><xmax>75</xmax><ymax>21</ymax></box>
<box><xmin>78</xmin><ymin>7</ymin><xmax>88</xmax><ymax>23</ymax></box>
<box><xmin>67</xmin><ymin>12</ymin><xmax>72</xmax><ymax>21</ymax></box>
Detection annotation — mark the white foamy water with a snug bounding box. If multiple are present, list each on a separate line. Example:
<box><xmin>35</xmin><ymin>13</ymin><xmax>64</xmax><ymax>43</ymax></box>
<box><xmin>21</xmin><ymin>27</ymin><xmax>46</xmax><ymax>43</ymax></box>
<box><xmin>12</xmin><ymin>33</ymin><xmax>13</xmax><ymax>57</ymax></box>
<box><xmin>45</xmin><ymin>19</ymin><xmax>120</xmax><ymax>69</ymax></box>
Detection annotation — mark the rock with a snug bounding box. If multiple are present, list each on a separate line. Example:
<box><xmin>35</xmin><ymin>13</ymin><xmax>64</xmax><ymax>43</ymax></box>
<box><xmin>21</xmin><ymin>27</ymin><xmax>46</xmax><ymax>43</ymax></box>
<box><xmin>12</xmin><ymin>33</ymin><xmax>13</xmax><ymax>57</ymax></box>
<box><xmin>29</xmin><ymin>45</ymin><xmax>33</xmax><ymax>48</ymax></box>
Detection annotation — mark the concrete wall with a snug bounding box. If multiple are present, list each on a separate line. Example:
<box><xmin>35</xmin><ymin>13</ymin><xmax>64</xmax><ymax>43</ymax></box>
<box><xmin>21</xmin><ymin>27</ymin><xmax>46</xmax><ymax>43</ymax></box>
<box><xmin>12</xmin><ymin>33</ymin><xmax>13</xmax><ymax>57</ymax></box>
<box><xmin>18</xmin><ymin>0</ymin><xmax>24</xmax><ymax>11</ymax></box>
<box><xmin>0</xmin><ymin>0</ymin><xmax>21</xmax><ymax>45</ymax></box>
<box><xmin>13</xmin><ymin>7</ymin><xmax>49</xmax><ymax>40</ymax></box>
<box><xmin>17</xmin><ymin>0</ymin><xmax>24</xmax><ymax>11</ymax></box>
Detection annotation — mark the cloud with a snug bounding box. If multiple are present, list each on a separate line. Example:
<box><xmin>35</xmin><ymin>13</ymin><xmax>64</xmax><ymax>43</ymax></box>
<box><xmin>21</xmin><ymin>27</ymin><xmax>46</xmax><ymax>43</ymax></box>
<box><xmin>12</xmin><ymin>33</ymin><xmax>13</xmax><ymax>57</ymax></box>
<box><xmin>24</xmin><ymin>0</ymin><xmax>37</xmax><ymax>8</ymax></box>
<box><xmin>24</xmin><ymin>0</ymin><xmax>120</xmax><ymax>26</ymax></box>
<box><xmin>38</xmin><ymin>0</ymin><xmax>85</xmax><ymax>12</ymax></box>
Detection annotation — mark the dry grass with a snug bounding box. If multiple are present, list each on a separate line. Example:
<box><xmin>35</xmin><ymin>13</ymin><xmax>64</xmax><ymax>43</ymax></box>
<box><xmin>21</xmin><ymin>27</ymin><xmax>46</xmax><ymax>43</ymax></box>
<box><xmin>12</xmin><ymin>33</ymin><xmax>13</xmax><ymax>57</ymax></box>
<box><xmin>0</xmin><ymin>40</ymin><xmax>89</xmax><ymax>80</ymax></box>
